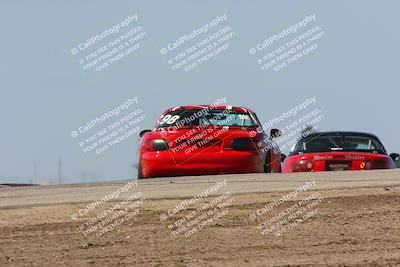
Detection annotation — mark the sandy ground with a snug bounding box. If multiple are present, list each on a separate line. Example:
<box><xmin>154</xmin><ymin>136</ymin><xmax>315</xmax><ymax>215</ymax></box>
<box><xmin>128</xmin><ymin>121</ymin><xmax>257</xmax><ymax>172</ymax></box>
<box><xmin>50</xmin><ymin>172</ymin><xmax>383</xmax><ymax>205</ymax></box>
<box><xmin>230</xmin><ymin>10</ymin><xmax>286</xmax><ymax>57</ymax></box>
<box><xmin>1</xmin><ymin>185</ymin><xmax>400</xmax><ymax>266</ymax></box>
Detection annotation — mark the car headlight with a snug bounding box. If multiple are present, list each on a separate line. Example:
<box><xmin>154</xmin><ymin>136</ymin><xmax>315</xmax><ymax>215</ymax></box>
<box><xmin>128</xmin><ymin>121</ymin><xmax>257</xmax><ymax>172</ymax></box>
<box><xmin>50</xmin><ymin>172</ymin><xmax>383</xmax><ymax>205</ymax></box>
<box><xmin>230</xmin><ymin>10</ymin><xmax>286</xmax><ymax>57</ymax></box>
<box><xmin>231</xmin><ymin>138</ymin><xmax>256</xmax><ymax>151</ymax></box>
<box><xmin>145</xmin><ymin>139</ymin><xmax>169</xmax><ymax>151</ymax></box>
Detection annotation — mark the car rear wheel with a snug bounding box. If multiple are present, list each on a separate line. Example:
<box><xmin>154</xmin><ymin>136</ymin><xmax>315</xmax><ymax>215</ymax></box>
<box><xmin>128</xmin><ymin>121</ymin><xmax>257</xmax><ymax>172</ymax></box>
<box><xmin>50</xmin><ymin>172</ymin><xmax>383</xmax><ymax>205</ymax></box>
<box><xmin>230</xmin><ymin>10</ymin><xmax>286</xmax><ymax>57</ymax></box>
<box><xmin>137</xmin><ymin>160</ymin><xmax>144</xmax><ymax>179</ymax></box>
<box><xmin>263</xmin><ymin>152</ymin><xmax>271</xmax><ymax>173</ymax></box>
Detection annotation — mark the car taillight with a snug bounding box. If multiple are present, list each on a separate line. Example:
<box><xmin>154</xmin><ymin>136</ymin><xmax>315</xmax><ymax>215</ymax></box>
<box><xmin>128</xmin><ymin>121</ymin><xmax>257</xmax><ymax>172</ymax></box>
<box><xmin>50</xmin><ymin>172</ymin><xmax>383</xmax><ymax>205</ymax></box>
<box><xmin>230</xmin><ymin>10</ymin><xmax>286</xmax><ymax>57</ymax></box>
<box><xmin>365</xmin><ymin>160</ymin><xmax>388</xmax><ymax>170</ymax></box>
<box><xmin>144</xmin><ymin>139</ymin><xmax>169</xmax><ymax>151</ymax></box>
<box><xmin>292</xmin><ymin>160</ymin><xmax>314</xmax><ymax>172</ymax></box>
<box><xmin>231</xmin><ymin>138</ymin><xmax>257</xmax><ymax>151</ymax></box>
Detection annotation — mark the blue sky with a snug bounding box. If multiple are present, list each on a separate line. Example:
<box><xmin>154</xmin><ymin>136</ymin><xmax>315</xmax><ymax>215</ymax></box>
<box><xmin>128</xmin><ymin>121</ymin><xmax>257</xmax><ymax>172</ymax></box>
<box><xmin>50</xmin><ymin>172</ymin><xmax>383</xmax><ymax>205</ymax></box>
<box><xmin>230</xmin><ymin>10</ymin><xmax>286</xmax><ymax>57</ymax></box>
<box><xmin>1</xmin><ymin>0</ymin><xmax>399</xmax><ymax>183</ymax></box>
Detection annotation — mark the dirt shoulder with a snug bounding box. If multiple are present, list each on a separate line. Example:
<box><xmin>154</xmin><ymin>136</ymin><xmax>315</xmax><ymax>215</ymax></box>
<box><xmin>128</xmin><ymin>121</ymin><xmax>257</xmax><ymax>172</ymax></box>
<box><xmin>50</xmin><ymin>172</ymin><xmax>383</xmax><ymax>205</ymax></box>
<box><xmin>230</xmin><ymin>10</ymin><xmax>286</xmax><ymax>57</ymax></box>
<box><xmin>1</xmin><ymin>187</ymin><xmax>400</xmax><ymax>266</ymax></box>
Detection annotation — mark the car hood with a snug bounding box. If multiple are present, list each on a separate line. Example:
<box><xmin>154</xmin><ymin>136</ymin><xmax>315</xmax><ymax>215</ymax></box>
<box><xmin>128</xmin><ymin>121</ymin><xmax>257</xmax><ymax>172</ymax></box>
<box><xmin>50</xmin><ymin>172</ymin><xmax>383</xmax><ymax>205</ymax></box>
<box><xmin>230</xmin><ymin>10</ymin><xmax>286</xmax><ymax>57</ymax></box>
<box><xmin>147</xmin><ymin>127</ymin><xmax>258</xmax><ymax>141</ymax></box>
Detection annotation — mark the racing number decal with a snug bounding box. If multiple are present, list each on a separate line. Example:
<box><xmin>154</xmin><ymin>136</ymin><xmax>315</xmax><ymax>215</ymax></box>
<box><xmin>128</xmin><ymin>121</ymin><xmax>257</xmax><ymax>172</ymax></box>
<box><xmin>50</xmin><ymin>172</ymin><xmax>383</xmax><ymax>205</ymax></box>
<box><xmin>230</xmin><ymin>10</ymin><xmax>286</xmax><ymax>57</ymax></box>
<box><xmin>166</xmin><ymin>115</ymin><xmax>180</xmax><ymax>124</ymax></box>
<box><xmin>160</xmin><ymin>115</ymin><xmax>180</xmax><ymax>125</ymax></box>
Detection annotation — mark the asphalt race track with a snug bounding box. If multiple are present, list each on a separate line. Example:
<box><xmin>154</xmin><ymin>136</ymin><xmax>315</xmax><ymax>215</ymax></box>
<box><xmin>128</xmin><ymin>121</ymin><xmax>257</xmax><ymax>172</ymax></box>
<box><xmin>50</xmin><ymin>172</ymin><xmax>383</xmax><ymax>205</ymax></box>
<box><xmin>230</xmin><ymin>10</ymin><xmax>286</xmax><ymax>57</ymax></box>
<box><xmin>1</xmin><ymin>169</ymin><xmax>400</xmax><ymax>208</ymax></box>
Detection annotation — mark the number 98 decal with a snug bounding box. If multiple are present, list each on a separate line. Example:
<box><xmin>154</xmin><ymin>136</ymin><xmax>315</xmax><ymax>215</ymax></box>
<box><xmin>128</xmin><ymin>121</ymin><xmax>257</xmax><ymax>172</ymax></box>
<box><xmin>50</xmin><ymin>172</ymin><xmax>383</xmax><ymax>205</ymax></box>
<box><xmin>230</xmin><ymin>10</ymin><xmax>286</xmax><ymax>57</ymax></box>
<box><xmin>159</xmin><ymin>114</ymin><xmax>180</xmax><ymax>125</ymax></box>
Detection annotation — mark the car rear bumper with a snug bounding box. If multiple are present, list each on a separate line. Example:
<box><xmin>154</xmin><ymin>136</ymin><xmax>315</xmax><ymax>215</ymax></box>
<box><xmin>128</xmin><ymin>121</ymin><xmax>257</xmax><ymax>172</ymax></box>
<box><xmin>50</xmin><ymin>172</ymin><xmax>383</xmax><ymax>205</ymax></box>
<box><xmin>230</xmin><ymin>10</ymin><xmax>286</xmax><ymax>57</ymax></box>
<box><xmin>140</xmin><ymin>151</ymin><xmax>264</xmax><ymax>178</ymax></box>
<box><xmin>282</xmin><ymin>153</ymin><xmax>396</xmax><ymax>173</ymax></box>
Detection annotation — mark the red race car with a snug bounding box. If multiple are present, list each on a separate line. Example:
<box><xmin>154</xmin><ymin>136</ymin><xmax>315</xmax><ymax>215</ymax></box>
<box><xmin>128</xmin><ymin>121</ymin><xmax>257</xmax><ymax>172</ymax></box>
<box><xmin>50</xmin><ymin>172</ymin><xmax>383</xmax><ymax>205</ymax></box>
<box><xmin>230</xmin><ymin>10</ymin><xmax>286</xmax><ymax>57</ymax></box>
<box><xmin>282</xmin><ymin>131</ymin><xmax>398</xmax><ymax>173</ymax></box>
<box><xmin>137</xmin><ymin>105</ymin><xmax>282</xmax><ymax>178</ymax></box>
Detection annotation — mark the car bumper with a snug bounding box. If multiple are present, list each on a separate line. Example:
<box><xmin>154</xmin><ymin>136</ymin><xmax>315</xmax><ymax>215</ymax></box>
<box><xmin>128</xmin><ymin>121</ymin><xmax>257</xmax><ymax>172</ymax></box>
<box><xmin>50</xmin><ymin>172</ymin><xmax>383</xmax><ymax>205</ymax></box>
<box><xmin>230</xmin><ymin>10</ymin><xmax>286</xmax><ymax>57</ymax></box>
<box><xmin>140</xmin><ymin>151</ymin><xmax>264</xmax><ymax>178</ymax></box>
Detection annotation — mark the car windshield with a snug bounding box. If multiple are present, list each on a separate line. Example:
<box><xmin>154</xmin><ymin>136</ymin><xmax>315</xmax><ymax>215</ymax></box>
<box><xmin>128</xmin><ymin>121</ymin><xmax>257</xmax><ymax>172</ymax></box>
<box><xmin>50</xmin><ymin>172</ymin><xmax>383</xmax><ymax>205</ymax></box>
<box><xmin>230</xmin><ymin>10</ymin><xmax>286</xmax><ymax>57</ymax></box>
<box><xmin>290</xmin><ymin>134</ymin><xmax>386</xmax><ymax>154</ymax></box>
<box><xmin>156</xmin><ymin>109</ymin><xmax>256</xmax><ymax>128</ymax></box>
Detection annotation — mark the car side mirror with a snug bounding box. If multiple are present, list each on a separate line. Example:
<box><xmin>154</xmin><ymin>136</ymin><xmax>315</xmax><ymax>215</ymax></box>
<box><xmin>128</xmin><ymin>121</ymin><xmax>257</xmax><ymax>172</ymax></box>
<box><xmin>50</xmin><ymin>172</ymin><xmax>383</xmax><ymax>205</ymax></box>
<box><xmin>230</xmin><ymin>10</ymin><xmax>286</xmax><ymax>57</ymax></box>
<box><xmin>139</xmin><ymin>129</ymin><xmax>151</xmax><ymax>138</ymax></box>
<box><xmin>280</xmin><ymin>153</ymin><xmax>287</xmax><ymax>162</ymax></box>
<box><xmin>389</xmin><ymin>153</ymin><xmax>400</xmax><ymax>161</ymax></box>
<box><xmin>270</xmin><ymin>128</ymin><xmax>282</xmax><ymax>139</ymax></box>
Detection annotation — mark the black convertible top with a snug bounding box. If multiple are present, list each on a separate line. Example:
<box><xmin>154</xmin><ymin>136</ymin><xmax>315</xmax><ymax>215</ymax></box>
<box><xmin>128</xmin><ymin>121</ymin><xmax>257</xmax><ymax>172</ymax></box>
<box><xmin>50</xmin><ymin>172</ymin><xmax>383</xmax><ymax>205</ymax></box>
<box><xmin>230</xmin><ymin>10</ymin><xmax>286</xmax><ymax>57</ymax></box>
<box><xmin>301</xmin><ymin>131</ymin><xmax>380</xmax><ymax>140</ymax></box>
<box><xmin>296</xmin><ymin>131</ymin><xmax>387</xmax><ymax>154</ymax></box>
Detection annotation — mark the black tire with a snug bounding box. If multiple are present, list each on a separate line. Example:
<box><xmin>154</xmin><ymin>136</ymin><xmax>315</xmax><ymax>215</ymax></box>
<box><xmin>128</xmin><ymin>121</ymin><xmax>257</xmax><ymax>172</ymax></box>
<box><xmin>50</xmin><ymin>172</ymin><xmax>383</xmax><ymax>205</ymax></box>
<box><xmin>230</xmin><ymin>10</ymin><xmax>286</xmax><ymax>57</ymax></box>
<box><xmin>263</xmin><ymin>151</ymin><xmax>271</xmax><ymax>173</ymax></box>
<box><xmin>137</xmin><ymin>160</ymin><xmax>144</xmax><ymax>179</ymax></box>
